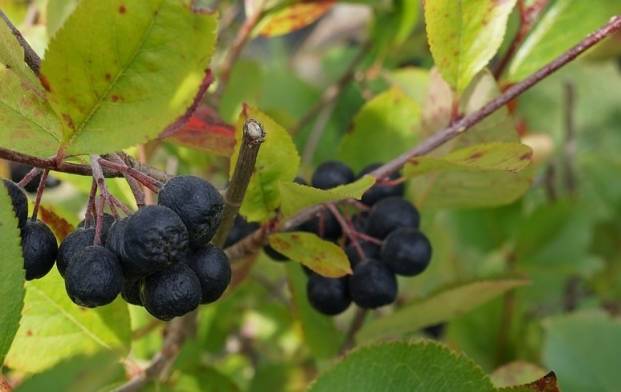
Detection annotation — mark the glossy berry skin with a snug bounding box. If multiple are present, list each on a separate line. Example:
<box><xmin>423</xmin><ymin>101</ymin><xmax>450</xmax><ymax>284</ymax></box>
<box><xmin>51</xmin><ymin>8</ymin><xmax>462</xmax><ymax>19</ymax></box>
<box><xmin>78</xmin><ymin>213</ymin><xmax>115</xmax><ymax>240</ymax></box>
<box><xmin>358</xmin><ymin>163</ymin><xmax>405</xmax><ymax>206</ymax></box>
<box><xmin>311</xmin><ymin>161</ymin><xmax>354</xmax><ymax>190</ymax></box>
<box><xmin>344</xmin><ymin>241</ymin><xmax>380</xmax><ymax>268</ymax></box>
<box><xmin>381</xmin><ymin>228</ymin><xmax>432</xmax><ymax>276</ymax></box>
<box><xmin>307</xmin><ymin>274</ymin><xmax>351</xmax><ymax>315</ymax></box>
<box><xmin>158</xmin><ymin>176</ymin><xmax>224</xmax><ymax>248</ymax></box>
<box><xmin>140</xmin><ymin>262</ymin><xmax>201</xmax><ymax>321</ymax></box>
<box><xmin>121</xmin><ymin>279</ymin><xmax>143</xmax><ymax>306</ymax></box>
<box><xmin>224</xmin><ymin>215</ymin><xmax>260</xmax><ymax>248</ymax></box>
<box><xmin>105</xmin><ymin>218</ymin><xmax>129</xmax><ymax>262</ymax></box>
<box><xmin>366</xmin><ymin>196</ymin><xmax>419</xmax><ymax>239</ymax></box>
<box><xmin>123</xmin><ymin>206</ymin><xmax>189</xmax><ymax>278</ymax></box>
<box><xmin>263</xmin><ymin>245</ymin><xmax>289</xmax><ymax>262</ymax></box>
<box><xmin>57</xmin><ymin>228</ymin><xmax>95</xmax><ymax>277</ymax></box>
<box><xmin>3</xmin><ymin>179</ymin><xmax>28</xmax><ymax>229</ymax></box>
<box><xmin>64</xmin><ymin>246</ymin><xmax>123</xmax><ymax>307</ymax></box>
<box><xmin>186</xmin><ymin>245</ymin><xmax>231</xmax><ymax>303</ymax></box>
<box><xmin>297</xmin><ymin>210</ymin><xmax>342</xmax><ymax>241</ymax></box>
<box><xmin>21</xmin><ymin>220</ymin><xmax>58</xmax><ymax>280</ymax></box>
<box><xmin>349</xmin><ymin>259</ymin><xmax>397</xmax><ymax>309</ymax></box>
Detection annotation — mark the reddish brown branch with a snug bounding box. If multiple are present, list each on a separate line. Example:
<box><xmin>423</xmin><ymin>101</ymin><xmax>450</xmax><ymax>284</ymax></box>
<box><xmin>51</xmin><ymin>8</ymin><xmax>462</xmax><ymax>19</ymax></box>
<box><xmin>0</xmin><ymin>10</ymin><xmax>40</xmax><ymax>74</ymax></box>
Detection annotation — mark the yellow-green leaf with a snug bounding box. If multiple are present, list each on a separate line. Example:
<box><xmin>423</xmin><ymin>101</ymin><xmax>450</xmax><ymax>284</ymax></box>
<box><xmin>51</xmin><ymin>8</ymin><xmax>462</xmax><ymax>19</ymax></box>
<box><xmin>0</xmin><ymin>184</ymin><xmax>25</xmax><ymax>365</ymax></box>
<box><xmin>257</xmin><ymin>1</ymin><xmax>335</xmax><ymax>37</ymax></box>
<box><xmin>268</xmin><ymin>232</ymin><xmax>351</xmax><ymax>277</ymax></box>
<box><xmin>40</xmin><ymin>0</ymin><xmax>218</xmax><ymax>155</ymax></box>
<box><xmin>5</xmin><ymin>272</ymin><xmax>131</xmax><ymax>373</ymax></box>
<box><xmin>232</xmin><ymin>105</ymin><xmax>300</xmax><ymax>222</ymax></box>
<box><xmin>277</xmin><ymin>175</ymin><xmax>375</xmax><ymax>217</ymax></box>
<box><xmin>0</xmin><ymin>16</ymin><xmax>38</xmax><ymax>84</ymax></box>
<box><xmin>425</xmin><ymin>0</ymin><xmax>517</xmax><ymax>93</ymax></box>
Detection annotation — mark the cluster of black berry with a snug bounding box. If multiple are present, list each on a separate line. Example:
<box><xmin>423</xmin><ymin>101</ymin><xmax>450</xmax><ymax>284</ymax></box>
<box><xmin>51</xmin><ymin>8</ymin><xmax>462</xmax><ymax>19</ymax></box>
<box><xmin>3</xmin><ymin>179</ymin><xmax>59</xmax><ymax>280</ymax></box>
<box><xmin>237</xmin><ymin>161</ymin><xmax>432</xmax><ymax>316</ymax></box>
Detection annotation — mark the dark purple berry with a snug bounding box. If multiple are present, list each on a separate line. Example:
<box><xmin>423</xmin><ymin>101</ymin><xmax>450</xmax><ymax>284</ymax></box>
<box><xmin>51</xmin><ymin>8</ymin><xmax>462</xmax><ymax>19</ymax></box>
<box><xmin>121</xmin><ymin>279</ymin><xmax>143</xmax><ymax>306</ymax></box>
<box><xmin>21</xmin><ymin>219</ymin><xmax>57</xmax><ymax>280</ymax></box>
<box><xmin>381</xmin><ymin>228</ymin><xmax>432</xmax><ymax>276</ymax></box>
<box><xmin>65</xmin><ymin>246</ymin><xmax>123</xmax><ymax>307</ymax></box>
<box><xmin>366</xmin><ymin>197</ymin><xmax>419</xmax><ymax>239</ymax></box>
<box><xmin>307</xmin><ymin>274</ymin><xmax>351</xmax><ymax>315</ymax></box>
<box><xmin>344</xmin><ymin>241</ymin><xmax>380</xmax><ymax>268</ymax></box>
<box><xmin>57</xmin><ymin>228</ymin><xmax>95</xmax><ymax>277</ymax></box>
<box><xmin>358</xmin><ymin>163</ymin><xmax>405</xmax><ymax>206</ymax></box>
<box><xmin>349</xmin><ymin>259</ymin><xmax>397</xmax><ymax>309</ymax></box>
<box><xmin>186</xmin><ymin>244</ymin><xmax>231</xmax><ymax>303</ymax></box>
<box><xmin>311</xmin><ymin>161</ymin><xmax>354</xmax><ymax>190</ymax></box>
<box><xmin>140</xmin><ymin>263</ymin><xmax>201</xmax><ymax>321</ymax></box>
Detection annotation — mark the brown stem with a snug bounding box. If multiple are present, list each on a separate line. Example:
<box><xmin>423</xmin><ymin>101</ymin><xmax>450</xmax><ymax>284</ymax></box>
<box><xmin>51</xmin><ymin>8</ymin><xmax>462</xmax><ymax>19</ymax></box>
<box><xmin>225</xmin><ymin>15</ymin><xmax>621</xmax><ymax>261</ymax></box>
<box><xmin>30</xmin><ymin>169</ymin><xmax>49</xmax><ymax>220</ymax></box>
<box><xmin>109</xmin><ymin>154</ymin><xmax>146</xmax><ymax>208</ymax></box>
<box><xmin>0</xmin><ymin>10</ymin><xmax>41</xmax><ymax>74</ymax></box>
<box><xmin>326</xmin><ymin>204</ymin><xmax>364</xmax><ymax>259</ymax></box>
<box><xmin>17</xmin><ymin>167</ymin><xmax>42</xmax><ymax>188</ymax></box>
<box><xmin>339</xmin><ymin>308</ymin><xmax>368</xmax><ymax>355</ymax></box>
<box><xmin>131</xmin><ymin>320</ymin><xmax>164</xmax><ymax>341</ymax></box>
<box><xmin>98</xmin><ymin>159</ymin><xmax>162</xmax><ymax>193</ymax></box>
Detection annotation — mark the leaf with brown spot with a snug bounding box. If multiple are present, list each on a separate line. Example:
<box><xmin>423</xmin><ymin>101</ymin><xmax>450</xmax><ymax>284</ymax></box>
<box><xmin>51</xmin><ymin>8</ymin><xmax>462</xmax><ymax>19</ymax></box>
<box><xmin>498</xmin><ymin>372</ymin><xmax>559</xmax><ymax>392</ymax></box>
<box><xmin>268</xmin><ymin>232</ymin><xmax>351</xmax><ymax>277</ymax></box>
<box><xmin>160</xmin><ymin>105</ymin><xmax>235</xmax><ymax>156</ymax></box>
<box><xmin>257</xmin><ymin>1</ymin><xmax>335</xmax><ymax>38</ymax></box>
<box><xmin>39</xmin><ymin>206</ymin><xmax>74</xmax><ymax>241</ymax></box>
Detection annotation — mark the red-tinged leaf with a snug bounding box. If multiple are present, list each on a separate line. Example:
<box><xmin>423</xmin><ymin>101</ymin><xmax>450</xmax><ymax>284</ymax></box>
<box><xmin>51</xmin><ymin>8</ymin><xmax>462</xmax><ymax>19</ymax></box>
<box><xmin>258</xmin><ymin>1</ymin><xmax>335</xmax><ymax>38</ymax></box>
<box><xmin>161</xmin><ymin>105</ymin><xmax>235</xmax><ymax>156</ymax></box>
<box><xmin>39</xmin><ymin>206</ymin><xmax>74</xmax><ymax>241</ymax></box>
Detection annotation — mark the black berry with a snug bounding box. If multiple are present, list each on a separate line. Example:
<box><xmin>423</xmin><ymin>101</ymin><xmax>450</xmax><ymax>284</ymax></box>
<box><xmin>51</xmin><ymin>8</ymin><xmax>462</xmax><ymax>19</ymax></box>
<box><xmin>123</xmin><ymin>205</ymin><xmax>189</xmax><ymax>278</ymax></box>
<box><xmin>3</xmin><ymin>179</ymin><xmax>28</xmax><ymax>229</ymax></box>
<box><xmin>140</xmin><ymin>262</ymin><xmax>201</xmax><ymax>321</ymax></box>
<box><xmin>381</xmin><ymin>228</ymin><xmax>432</xmax><ymax>276</ymax></box>
<box><xmin>297</xmin><ymin>210</ymin><xmax>342</xmax><ymax>241</ymax></box>
<box><xmin>307</xmin><ymin>274</ymin><xmax>351</xmax><ymax>315</ymax></box>
<box><xmin>366</xmin><ymin>196</ymin><xmax>419</xmax><ymax>239</ymax></box>
<box><xmin>121</xmin><ymin>279</ymin><xmax>143</xmax><ymax>306</ymax></box>
<box><xmin>21</xmin><ymin>219</ymin><xmax>58</xmax><ymax>280</ymax></box>
<box><xmin>345</xmin><ymin>241</ymin><xmax>380</xmax><ymax>268</ymax></box>
<box><xmin>311</xmin><ymin>161</ymin><xmax>354</xmax><ymax>190</ymax></box>
<box><xmin>186</xmin><ymin>244</ymin><xmax>231</xmax><ymax>303</ymax></box>
<box><xmin>77</xmin><ymin>213</ymin><xmax>115</xmax><ymax>240</ymax></box>
<box><xmin>158</xmin><ymin>176</ymin><xmax>224</xmax><ymax>248</ymax></box>
<box><xmin>349</xmin><ymin>260</ymin><xmax>397</xmax><ymax>309</ymax></box>
<box><xmin>104</xmin><ymin>217</ymin><xmax>129</xmax><ymax>262</ymax></box>
<box><xmin>64</xmin><ymin>245</ymin><xmax>123</xmax><ymax>307</ymax></box>
<box><xmin>358</xmin><ymin>163</ymin><xmax>405</xmax><ymax>206</ymax></box>
<box><xmin>224</xmin><ymin>215</ymin><xmax>259</xmax><ymax>248</ymax></box>
<box><xmin>57</xmin><ymin>228</ymin><xmax>95</xmax><ymax>277</ymax></box>
<box><xmin>263</xmin><ymin>245</ymin><xmax>289</xmax><ymax>262</ymax></box>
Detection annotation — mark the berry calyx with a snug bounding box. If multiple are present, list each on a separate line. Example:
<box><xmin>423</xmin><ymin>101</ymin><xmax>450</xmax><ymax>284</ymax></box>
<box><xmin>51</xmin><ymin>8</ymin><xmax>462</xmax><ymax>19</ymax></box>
<box><xmin>311</xmin><ymin>161</ymin><xmax>354</xmax><ymax>190</ymax></box>
<box><xmin>349</xmin><ymin>259</ymin><xmax>397</xmax><ymax>309</ymax></box>
<box><xmin>158</xmin><ymin>176</ymin><xmax>224</xmax><ymax>248</ymax></box>
<box><xmin>3</xmin><ymin>179</ymin><xmax>28</xmax><ymax>229</ymax></box>
<box><xmin>307</xmin><ymin>274</ymin><xmax>351</xmax><ymax>315</ymax></box>
<box><xmin>21</xmin><ymin>219</ymin><xmax>58</xmax><ymax>280</ymax></box>
<box><xmin>366</xmin><ymin>196</ymin><xmax>420</xmax><ymax>239</ymax></box>
<box><xmin>123</xmin><ymin>205</ymin><xmax>189</xmax><ymax>278</ymax></box>
<box><xmin>140</xmin><ymin>262</ymin><xmax>201</xmax><ymax>321</ymax></box>
<box><xmin>381</xmin><ymin>228</ymin><xmax>432</xmax><ymax>276</ymax></box>
<box><xmin>186</xmin><ymin>244</ymin><xmax>231</xmax><ymax>304</ymax></box>
<box><xmin>64</xmin><ymin>245</ymin><xmax>123</xmax><ymax>307</ymax></box>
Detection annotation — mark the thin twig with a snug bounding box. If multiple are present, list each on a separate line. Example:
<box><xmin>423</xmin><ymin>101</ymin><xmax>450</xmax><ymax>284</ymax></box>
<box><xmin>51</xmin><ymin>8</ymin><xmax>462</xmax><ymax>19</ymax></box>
<box><xmin>17</xmin><ymin>167</ymin><xmax>42</xmax><ymax>188</ymax></box>
<box><xmin>30</xmin><ymin>169</ymin><xmax>49</xmax><ymax>220</ymax></box>
<box><xmin>226</xmin><ymin>15</ymin><xmax>621</xmax><ymax>260</ymax></box>
<box><xmin>108</xmin><ymin>154</ymin><xmax>145</xmax><ymax>208</ymax></box>
<box><xmin>132</xmin><ymin>320</ymin><xmax>164</xmax><ymax>341</ymax></box>
<box><xmin>326</xmin><ymin>204</ymin><xmax>364</xmax><ymax>260</ymax></box>
<box><xmin>0</xmin><ymin>10</ymin><xmax>40</xmax><ymax>74</ymax></box>
<box><xmin>339</xmin><ymin>308</ymin><xmax>368</xmax><ymax>355</ymax></box>
<box><xmin>98</xmin><ymin>159</ymin><xmax>162</xmax><ymax>193</ymax></box>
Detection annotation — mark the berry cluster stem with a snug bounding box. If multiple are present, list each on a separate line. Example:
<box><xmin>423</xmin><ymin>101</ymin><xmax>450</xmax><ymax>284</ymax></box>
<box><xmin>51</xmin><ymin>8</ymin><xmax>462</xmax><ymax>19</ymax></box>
<box><xmin>30</xmin><ymin>169</ymin><xmax>49</xmax><ymax>220</ymax></box>
<box><xmin>16</xmin><ymin>167</ymin><xmax>42</xmax><ymax>188</ymax></box>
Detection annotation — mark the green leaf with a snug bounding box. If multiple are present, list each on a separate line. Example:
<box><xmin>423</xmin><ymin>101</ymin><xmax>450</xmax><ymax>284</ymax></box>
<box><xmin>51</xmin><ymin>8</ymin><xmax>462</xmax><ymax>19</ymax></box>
<box><xmin>490</xmin><ymin>361</ymin><xmax>549</xmax><ymax>389</ymax></box>
<box><xmin>309</xmin><ymin>340</ymin><xmax>495</xmax><ymax>392</ymax></box>
<box><xmin>425</xmin><ymin>0</ymin><xmax>517</xmax><ymax>93</ymax></box>
<box><xmin>268</xmin><ymin>232</ymin><xmax>351</xmax><ymax>277</ymax></box>
<box><xmin>5</xmin><ymin>272</ymin><xmax>131</xmax><ymax>373</ymax></box>
<box><xmin>0</xmin><ymin>16</ymin><xmax>38</xmax><ymax>84</ymax></box>
<box><xmin>285</xmin><ymin>264</ymin><xmax>343</xmax><ymax>359</ymax></box>
<box><xmin>169</xmin><ymin>367</ymin><xmax>241</xmax><ymax>392</ymax></box>
<box><xmin>0</xmin><ymin>184</ymin><xmax>25</xmax><ymax>365</ymax></box>
<box><xmin>507</xmin><ymin>0</ymin><xmax>621</xmax><ymax>82</ymax></box>
<box><xmin>404</xmin><ymin>143</ymin><xmax>533</xmax><ymax>209</ymax></box>
<box><xmin>277</xmin><ymin>175</ymin><xmax>374</xmax><ymax>217</ymax></box>
<box><xmin>386</xmin><ymin>67</ymin><xmax>430</xmax><ymax>104</ymax></box>
<box><xmin>0</xmin><ymin>67</ymin><xmax>63</xmax><ymax>157</ymax></box>
<box><xmin>370</xmin><ymin>0</ymin><xmax>419</xmax><ymax>60</ymax></box>
<box><xmin>40</xmin><ymin>0</ymin><xmax>218</xmax><ymax>155</ymax></box>
<box><xmin>231</xmin><ymin>105</ymin><xmax>300</xmax><ymax>222</ymax></box>
<box><xmin>46</xmin><ymin>0</ymin><xmax>79</xmax><ymax>37</ymax></box>
<box><xmin>542</xmin><ymin>310</ymin><xmax>621</xmax><ymax>392</ymax></box>
<box><xmin>339</xmin><ymin>88</ymin><xmax>420</xmax><ymax>172</ymax></box>
<box><xmin>358</xmin><ymin>279</ymin><xmax>528</xmax><ymax>342</ymax></box>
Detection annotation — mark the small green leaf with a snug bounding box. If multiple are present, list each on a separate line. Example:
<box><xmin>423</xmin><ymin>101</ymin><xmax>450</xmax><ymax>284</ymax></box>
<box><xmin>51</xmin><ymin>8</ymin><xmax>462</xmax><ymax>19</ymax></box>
<box><xmin>41</xmin><ymin>0</ymin><xmax>218</xmax><ymax>155</ymax></box>
<box><xmin>285</xmin><ymin>264</ymin><xmax>343</xmax><ymax>359</ymax></box>
<box><xmin>277</xmin><ymin>175</ymin><xmax>375</xmax><ymax>217</ymax></box>
<box><xmin>405</xmin><ymin>143</ymin><xmax>533</xmax><ymax>209</ymax></box>
<box><xmin>370</xmin><ymin>0</ymin><xmax>419</xmax><ymax>60</ymax></box>
<box><xmin>268</xmin><ymin>232</ymin><xmax>351</xmax><ymax>277</ymax></box>
<box><xmin>5</xmin><ymin>272</ymin><xmax>131</xmax><ymax>373</ymax></box>
<box><xmin>0</xmin><ymin>16</ymin><xmax>38</xmax><ymax>84</ymax></box>
<box><xmin>358</xmin><ymin>279</ymin><xmax>528</xmax><ymax>342</ymax></box>
<box><xmin>491</xmin><ymin>361</ymin><xmax>550</xmax><ymax>389</ymax></box>
<box><xmin>232</xmin><ymin>105</ymin><xmax>300</xmax><ymax>222</ymax></box>
<box><xmin>339</xmin><ymin>88</ymin><xmax>420</xmax><ymax>172</ymax></box>
<box><xmin>542</xmin><ymin>310</ymin><xmax>621</xmax><ymax>392</ymax></box>
<box><xmin>169</xmin><ymin>367</ymin><xmax>240</xmax><ymax>392</ymax></box>
<box><xmin>309</xmin><ymin>340</ymin><xmax>495</xmax><ymax>392</ymax></box>
<box><xmin>507</xmin><ymin>0</ymin><xmax>621</xmax><ymax>82</ymax></box>
<box><xmin>0</xmin><ymin>68</ymin><xmax>63</xmax><ymax>157</ymax></box>
<box><xmin>0</xmin><ymin>185</ymin><xmax>25</xmax><ymax>365</ymax></box>
<box><xmin>425</xmin><ymin>0</ymin><xmax>517</xmax><ymax>93</ymax></box>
